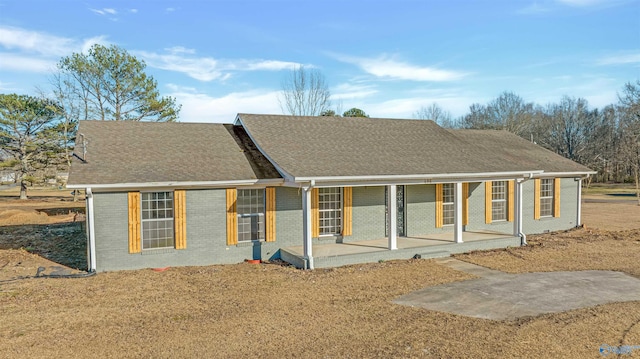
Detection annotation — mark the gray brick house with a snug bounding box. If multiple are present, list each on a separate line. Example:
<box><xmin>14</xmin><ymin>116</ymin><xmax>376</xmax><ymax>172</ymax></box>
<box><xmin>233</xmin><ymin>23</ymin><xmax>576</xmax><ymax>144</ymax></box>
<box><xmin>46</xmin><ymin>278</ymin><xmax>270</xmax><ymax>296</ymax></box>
<box><xmin>67</xmin><ymin>114</ymin><xmax>594</xmax><ymax>272</ymax></box>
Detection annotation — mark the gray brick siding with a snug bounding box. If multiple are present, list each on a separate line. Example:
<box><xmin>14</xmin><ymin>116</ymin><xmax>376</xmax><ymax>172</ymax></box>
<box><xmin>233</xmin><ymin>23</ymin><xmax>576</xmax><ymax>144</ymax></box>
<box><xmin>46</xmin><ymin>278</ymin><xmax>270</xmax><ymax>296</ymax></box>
<box><xmin>91</xmin><ymin>179</ymin><xmax>579</xmax><ymax>271</ymax></box>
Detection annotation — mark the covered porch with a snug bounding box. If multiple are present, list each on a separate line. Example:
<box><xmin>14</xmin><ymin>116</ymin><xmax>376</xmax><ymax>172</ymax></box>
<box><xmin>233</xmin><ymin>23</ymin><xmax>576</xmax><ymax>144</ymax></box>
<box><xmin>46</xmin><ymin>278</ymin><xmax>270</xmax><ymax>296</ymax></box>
<box><xmin>295</xmin><ymin>178</ymin><xmax>530</xmax><ymax>270</ymax></box>
<box><xmin>281</xmin><ymin>230</ymin><xmax>521</xmax><ymax>269</ymax></box>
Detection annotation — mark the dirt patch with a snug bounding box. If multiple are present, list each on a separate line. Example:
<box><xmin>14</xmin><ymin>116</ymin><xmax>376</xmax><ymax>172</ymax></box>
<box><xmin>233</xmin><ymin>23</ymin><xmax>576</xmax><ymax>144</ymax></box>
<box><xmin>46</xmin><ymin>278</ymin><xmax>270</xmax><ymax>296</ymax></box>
<box><xmin>582</xmin><ymin>194</ymin><xmax>640</xmax><ymax>231</ymax></box>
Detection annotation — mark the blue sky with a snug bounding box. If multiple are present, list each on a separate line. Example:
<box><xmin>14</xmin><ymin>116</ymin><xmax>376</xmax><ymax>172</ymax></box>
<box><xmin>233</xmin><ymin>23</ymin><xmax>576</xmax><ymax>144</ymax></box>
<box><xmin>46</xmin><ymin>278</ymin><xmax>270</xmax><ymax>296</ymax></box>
<box><xmin>0</xmin><ymin>0</ymin><xmax>638</xmax><ymax>123</ymax></box>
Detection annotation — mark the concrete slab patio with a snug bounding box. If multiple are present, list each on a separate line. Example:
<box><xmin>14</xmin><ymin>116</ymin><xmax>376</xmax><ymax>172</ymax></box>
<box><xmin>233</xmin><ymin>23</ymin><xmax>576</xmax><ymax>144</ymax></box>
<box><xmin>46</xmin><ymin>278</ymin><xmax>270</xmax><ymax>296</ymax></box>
<box><xmin>394</xmin><ymin>258</ymin><xmax>640</xmax><ymax>321</ymax></box>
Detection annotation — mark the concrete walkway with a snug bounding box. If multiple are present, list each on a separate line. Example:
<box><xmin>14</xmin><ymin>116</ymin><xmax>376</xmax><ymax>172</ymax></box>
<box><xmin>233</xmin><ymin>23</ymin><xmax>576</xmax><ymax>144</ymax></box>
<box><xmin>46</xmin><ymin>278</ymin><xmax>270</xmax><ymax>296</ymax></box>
<box><xmin>393</xmin><ymin>258</ymin><xmax>640</xmax><ymax>320</ymax></box>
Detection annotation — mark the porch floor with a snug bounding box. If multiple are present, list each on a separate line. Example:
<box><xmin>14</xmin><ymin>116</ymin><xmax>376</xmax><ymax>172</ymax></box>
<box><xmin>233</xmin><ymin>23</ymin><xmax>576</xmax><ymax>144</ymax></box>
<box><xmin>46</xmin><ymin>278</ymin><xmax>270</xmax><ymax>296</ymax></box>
<box><xmin>280</xmin><ymin>231</ymin><xmax>522</xmax><ymax>269</ymax></box>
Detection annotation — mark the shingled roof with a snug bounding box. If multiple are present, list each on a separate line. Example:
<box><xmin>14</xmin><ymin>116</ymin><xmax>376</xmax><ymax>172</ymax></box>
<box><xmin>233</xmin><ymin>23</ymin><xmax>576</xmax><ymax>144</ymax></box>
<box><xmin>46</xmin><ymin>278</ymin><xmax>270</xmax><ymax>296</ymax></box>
<box><xmin>237</xmin><ymin>114</ymin><xmax>592</xmax><ymax>179</ymax></box>
<box><xmin>67</xmin><ymin>120</ymin><xmax>281</xmax><ymax>186</ymax></box>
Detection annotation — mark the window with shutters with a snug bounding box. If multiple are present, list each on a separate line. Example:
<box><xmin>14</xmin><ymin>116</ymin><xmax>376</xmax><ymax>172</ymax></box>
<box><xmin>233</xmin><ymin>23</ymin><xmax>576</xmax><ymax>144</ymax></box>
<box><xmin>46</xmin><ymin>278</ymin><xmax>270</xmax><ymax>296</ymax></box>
<box><xmin>442</xmin><ymin>183</ymin><xmax>455</xmax><ymax>226</ymax></box>
<box><xmin>540</xmin><ymin>178</ymin><xmax>554</xmax><ymax>217</ymax></box>
<box><xmin>141</xmin><ymin>192</ymin><xmax>174</xmax><ymax>249</ymax></box>
<box><xmin>319</xmin><ymin>187</ymin><xmax>342</xmax><ymax>235</ymax></box>
<box><xmin>237</xmin><ymin>189</ymin><xmax>265</xmax><ymax>242</ymax></box>
<box><xmin>491</xmin><ymin>181</ymin><xmax>507</xmax><ymax>222</ymax></box>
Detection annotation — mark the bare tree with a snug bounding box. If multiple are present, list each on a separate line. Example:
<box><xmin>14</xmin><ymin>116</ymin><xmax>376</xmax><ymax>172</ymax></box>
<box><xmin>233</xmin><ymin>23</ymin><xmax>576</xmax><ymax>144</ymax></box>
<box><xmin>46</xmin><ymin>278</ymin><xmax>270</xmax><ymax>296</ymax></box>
<box><xmin>618</xmin><ymin>81</ymin><xmax>640</xmax><ymax>204</ymax></box>
<box><xmin>414</xmin><ymin>103</ymin><xmax>455</xmax><ymax>128</ymax></box>
<box><xmin>279</xmin><ymin>65</ymin><xmax>331</xmax><ymax>116</ymax></box>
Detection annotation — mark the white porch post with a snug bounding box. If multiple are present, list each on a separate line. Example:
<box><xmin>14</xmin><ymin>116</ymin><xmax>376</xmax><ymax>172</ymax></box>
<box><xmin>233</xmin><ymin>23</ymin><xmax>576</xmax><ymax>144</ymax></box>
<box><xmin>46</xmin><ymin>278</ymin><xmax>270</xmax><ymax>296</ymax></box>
<box><xmin>454</xmin><ymin>182</ymin><xmax>463</xmax><ymax>243</ymax></box>
<box><xmin>302</xmin><ymin>186</ymin><xmax>314</xmax><ymax>270</ymax></box>
<box><xmin>387</xmin><ymin>185</ymin><xmax>397</xmax><ymax>250</ymax></box>
<box><xmin>576</xmin><ymin>178</ymin><xmax>582</xmax><ymax>227</ymax></box>
<box><xmin>514</xmin><ymin>179</ymin><xmax>524</xmax><ymax>238</ymax></box>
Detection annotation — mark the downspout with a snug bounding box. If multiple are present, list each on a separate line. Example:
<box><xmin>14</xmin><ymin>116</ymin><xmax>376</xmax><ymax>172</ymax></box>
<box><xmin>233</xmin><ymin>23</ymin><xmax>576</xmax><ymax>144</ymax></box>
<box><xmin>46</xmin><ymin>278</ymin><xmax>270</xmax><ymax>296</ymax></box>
<box><xmin>85</xmin><ymin>188</ymin><xmax>97</xmax><ymax>272</ymax></box>
<box><xmin>576</xmin><ymin>173</ymin><xmax>590</xmax><ymax>227</ymax></box>
<box><xmin>518</xmin><ymin>173</ymin><xmax>535</xmax><ymax>246</ymax></box>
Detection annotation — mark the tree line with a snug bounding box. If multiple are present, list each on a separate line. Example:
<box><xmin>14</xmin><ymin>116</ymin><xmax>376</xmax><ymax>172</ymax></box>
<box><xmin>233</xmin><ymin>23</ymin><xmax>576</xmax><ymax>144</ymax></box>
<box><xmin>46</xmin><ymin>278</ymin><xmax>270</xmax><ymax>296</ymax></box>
<box><xmin>2</xmin><ymin>47</ymin><xmax>638</xmax><ymax>199</ymax></box>
<box><xmin>414</xmin><ymin>88</ymin><xmax>640</xmax><ymax>190</ymax></box>
<box><xmin>280</xmin><ymin>66</ymin><xmax>640</xmax><ymax>194</ymax></box>
<box><xmin>0</xmin><ymin>44</ymin><xmax>180</xmax><ymax>199</ymax></box>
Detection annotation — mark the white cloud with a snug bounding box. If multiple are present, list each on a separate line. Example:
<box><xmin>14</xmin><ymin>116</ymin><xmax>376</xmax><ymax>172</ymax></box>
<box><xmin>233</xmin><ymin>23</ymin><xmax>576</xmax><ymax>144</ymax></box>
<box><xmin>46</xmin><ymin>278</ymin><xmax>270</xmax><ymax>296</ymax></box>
<box><xmin>130</xmin><ymin>9</ymin><xmax>138</xmax><ymax>14</ymax></box>
<box><xmin>90</xmin><ymin>8</ymin><xmax>117</xmax><ymax>16</ymax></box>
<box><xmin>556</xmin><ymin>0</ymin><xmax>607</xmax><ymax>6</ymax></box>
<box><xmin>0</xmin><ymin>26</ymin><xmax>75</xmax><ymax>57</ymax></box>
<box><xmin>597</xmin><ymin>53</ymin><xmax>640</xmax><ymax>65</ymax></box>
<box><xmin>336</xmin><ymin>54</ymin><xmax>467</xmax><ymax>82</ymax></box>
<box><xmin>167</xmin><ymin>86</ymin><xmax>281</xmax><ymax>123</ymax></box>
<box><xmin>332</xmin><ymin>83</ymin><xmax>378</xmax><ymax>100</ymax></box>
<box><xmin>136</xmin><ymin>49</ymin><xmax>300</xmax><ymax>82</ymax></box>
<box><xmin>0</xmin><ymin>26</ymin><xmax>109</xmax><ymax>74</ymax></box>
<box><xmin>0</xmin><ymin>53</ymin><xmax>55</xmax><ymax>73</ymax></box>
<box><xmin>518</xmin><ymin>2</ymin><xmax>551</xmax><ymax>14</ymax></box>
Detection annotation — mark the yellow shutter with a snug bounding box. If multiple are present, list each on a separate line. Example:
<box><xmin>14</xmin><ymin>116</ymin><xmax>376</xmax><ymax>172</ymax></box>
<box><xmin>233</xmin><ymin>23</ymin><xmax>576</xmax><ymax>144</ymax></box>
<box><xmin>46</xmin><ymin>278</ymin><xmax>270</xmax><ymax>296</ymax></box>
<box><xmin>554</xmin><ymin>178</ymin><xmax>561</xmax><ymax>218</ymax></box>
<box><xmin>174</xmin><ymin>190</ymin><xmax>187</xmax><ymax>249</ymax></box>
<box><xmin>507</xmin><ymin>180</ymin><xmax>515</xmax><ymax>222</ymax></box>
<box><xmin>128</xmin><ymin>192</ymin><xmax>141</xmax><ymax>254</ymax></box>
<box><xmin>534</xmin><ymin>179</ymin><xmax>541</xmax><ymax>220</ymax></box>
<box><xmin>462</xmin><ymin>183</ymin><xmax>469</xmax><ymax>226</ymax></box>
<box><xmin>485</xmin><ymin>181</ymin><xmax>492</xmax><ymax>224</ymax></box>
<box><xmin>342</xmin><ymin>187</ymin><xmax>352</xmax><ymax>236</ymax></box>
<box><xmin>265</xmin><ymin>187</ymin><xmax>276</xmax><ymax>242</ymax></box>
<box><xmin>311</xmin><ymin>188</ymin><xmax>319</xmax><ymax>238</ymax></box>
<box><xmin>226</xmin><ymin>188</ymin><xmax>238</xmax><ymax>245</ymax></box>
<box><xmin>435</xmin><ymin>184</ymin><xmax>443</xmax><ymax>228</ymax></box>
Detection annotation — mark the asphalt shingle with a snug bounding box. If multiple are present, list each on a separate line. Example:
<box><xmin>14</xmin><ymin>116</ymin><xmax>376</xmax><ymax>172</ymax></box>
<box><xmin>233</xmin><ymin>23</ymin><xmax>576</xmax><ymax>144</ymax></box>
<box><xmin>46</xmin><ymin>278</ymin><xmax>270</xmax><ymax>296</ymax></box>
<box><xmin>67</xmin><ymin>120</ymin><xmax>281</xmax><ymax>186</ymax></box>
<box><xmin>237</xmin><ymin>114</ymin><xmax>592</xmax><ymax>179</ymax></box>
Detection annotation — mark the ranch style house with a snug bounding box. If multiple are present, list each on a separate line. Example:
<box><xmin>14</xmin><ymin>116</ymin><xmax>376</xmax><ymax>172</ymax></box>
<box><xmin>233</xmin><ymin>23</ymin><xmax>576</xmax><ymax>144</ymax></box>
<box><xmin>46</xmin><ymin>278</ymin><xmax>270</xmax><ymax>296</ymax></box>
<box><xmin>67</xmin><ymin>114</ymin><xmax>594</xmax><ymax>272</ymax></box>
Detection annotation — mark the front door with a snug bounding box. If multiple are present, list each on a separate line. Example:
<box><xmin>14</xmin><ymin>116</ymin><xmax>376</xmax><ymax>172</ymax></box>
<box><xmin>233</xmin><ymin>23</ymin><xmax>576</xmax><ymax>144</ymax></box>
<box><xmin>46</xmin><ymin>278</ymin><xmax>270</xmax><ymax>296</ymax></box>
<box><xmin>385</xmin><ymin>185</ymin><xmax>406</xmax><ymax>237</ymax></box>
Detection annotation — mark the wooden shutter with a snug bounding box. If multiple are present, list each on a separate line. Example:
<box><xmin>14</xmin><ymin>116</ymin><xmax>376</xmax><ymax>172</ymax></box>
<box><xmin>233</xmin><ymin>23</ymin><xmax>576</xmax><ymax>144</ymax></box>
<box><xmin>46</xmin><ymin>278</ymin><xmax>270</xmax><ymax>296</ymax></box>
<box><xmin>342</xmin><ymin>187</ymin><xmax>353</xmax><ymax>236</ymax></box>
<box><xmin>435</xmin><ymin>184</ymin><xmax>444</xmax><ymax>228</ymax></box>
<box><xmin>507</xmin><ymin>180</ymin><xmax>515</xmax><ymax>222</ymax></box>
<box><xmin>462</xmin><ymin>183</ymin><xmax>469</xmax><ymax>226</ymax></box>
<box><xmin>226</xmin><ymin>188</ymin><xmax>238</xmax><ymax>245</ymax></box>
<box><xmin>311</xmin><ymin>188</ymin><xmax>319</xmax><ymax>238</ymax></box>
<box><xmin>554</xmin><ymin>178</ymin><xmax>561</xmax><ymax>218</ymax></box>
<box><xmin>127</xmin><ymin>192</ymin><xmax>141</xmax><ymax>254</ymax></box>
<box><xmin>174</xmin><ymin>190</ymin><xmax>187</xmax><ymax>249</ymax></box>
<box><xmin>485</xmin><ymin>181</ymin><xmax>492</xmax><ymax>224</ymax></box>
<box><xmin>265</xmin><ymin>187</ymin><xmax>276</xmax><ymax>242</ymax></box>
<box><xmin>534</xmin><ymin>179</ymin><xmax>541</xmax><ymax>220</ymax></box>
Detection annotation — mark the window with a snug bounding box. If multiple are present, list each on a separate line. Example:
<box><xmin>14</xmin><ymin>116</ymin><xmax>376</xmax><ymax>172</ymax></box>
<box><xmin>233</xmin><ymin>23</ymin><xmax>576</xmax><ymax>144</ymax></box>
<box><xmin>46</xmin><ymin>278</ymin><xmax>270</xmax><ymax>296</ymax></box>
<box><xmin>319</xmin><ymin>187</ymin><xmax>342</xmax><ymax>235</ymax></box>
<box><xmin>141</xmin><ymin>192</ymin><xmax>174</xmax><ymax>249</ymax></box>
<box><xmin>491</xmin><ymin>181</ymin><xmax>507</xmax><ymax>222</ymax></box>
<box><xmin>237</xmin><ymin>189</ymin><xmax>265</xmax><ymax>242</ymax></box>
<box><xmin>540</xmin><ymin>178</ymin><xmax>554</xmax><ymax>217</ymax></box>
<box><xmin>442</xmin><ymin>183</ymin><xmax>455</xmax><ymax>226</ymax></box>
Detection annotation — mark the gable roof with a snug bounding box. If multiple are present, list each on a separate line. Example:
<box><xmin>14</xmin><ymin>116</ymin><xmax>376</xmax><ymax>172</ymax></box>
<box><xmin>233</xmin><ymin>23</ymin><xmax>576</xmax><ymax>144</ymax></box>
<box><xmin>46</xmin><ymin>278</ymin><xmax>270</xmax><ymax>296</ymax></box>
<box><xmin>67</xmin><ymin>120</ymin><xmax>281</xmax><ymax>188</ymax></box>
<box><xmin>236</xmin><ymin>114</ymin><xmax>592</xmax><ymax>181</ymax></box>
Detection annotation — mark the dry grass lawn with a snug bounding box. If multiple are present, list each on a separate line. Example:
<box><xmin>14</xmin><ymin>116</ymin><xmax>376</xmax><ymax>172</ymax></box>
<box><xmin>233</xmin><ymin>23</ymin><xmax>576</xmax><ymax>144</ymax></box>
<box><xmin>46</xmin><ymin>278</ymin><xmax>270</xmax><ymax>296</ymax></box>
<box><xmin>0</xmin><ymin>187</ymin><xmax>639</xmax><ymax>358</ymax></box>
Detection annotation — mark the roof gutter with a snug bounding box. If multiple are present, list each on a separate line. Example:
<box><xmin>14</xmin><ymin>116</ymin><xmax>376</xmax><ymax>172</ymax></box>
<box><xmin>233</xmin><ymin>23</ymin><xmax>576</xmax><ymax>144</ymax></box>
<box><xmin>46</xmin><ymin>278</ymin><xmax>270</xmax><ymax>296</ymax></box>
<box><xmin>532</xmin><ymin>171</ymin><xmax>596</xmax><ymax>178</ymax></box>
<box><xmin>289</xmin><ymin>171</ymin><xmax>545</xmax><ymax>187</ymax></box>
<box><xmin>67</xmin><ymin>178</ymin><xmax>284</xmax><ymax>192</ymax></box>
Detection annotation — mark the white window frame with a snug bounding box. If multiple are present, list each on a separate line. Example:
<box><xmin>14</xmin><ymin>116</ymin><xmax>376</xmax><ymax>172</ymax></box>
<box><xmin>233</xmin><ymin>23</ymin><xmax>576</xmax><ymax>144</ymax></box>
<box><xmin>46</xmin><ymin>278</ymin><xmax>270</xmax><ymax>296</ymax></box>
<box><xmin>492</xmin><ymin>181</ymin><xmax>507</xmax><ymax>222</ymax></box>
<box><xmin>319</xmin><ymin>187</ymin><xmax>342</xmax><ymax>236</ymax></box>
<box><xmin>442</xmin><ymin>183</ymin><xmax>455</xmax><ymax>226</ymax></box>
<box><xmin>141</xmin><ymin>191</ymin><xmax>174</xmax><ymax>250</ymax></box>
<box><xmin>540</xmin><ymin>178</ymin><xmax>554</xmax><ymax>218</ymax></box>
<box><xmin>237</xmin><ymin>188</ymin><xmax>265</xmax><ymax>242</ymax></box>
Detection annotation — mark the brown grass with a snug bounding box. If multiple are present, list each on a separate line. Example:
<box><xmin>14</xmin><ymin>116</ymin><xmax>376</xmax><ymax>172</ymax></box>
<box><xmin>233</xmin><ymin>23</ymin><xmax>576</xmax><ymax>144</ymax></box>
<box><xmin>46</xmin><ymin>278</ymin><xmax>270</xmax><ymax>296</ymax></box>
<box><xmin>0</xmin><ymin>188</ymin><xmax>639</xmax><ymax>358</ymax></box>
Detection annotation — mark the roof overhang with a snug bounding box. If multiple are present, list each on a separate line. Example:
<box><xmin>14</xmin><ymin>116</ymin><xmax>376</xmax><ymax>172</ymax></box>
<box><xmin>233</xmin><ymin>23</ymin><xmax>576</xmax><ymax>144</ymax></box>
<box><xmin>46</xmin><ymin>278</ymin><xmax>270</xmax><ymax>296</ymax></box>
<box><xmin>280</xmin><ymin>171</ymin><xmax>541</xmax><ymax>188</ymax></box>
<box><xmin>67</xmin><ymin>178</ymin><xmax>284</xmax><ymax>192</ymax></box>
